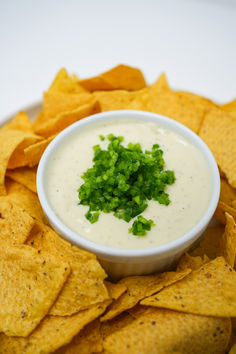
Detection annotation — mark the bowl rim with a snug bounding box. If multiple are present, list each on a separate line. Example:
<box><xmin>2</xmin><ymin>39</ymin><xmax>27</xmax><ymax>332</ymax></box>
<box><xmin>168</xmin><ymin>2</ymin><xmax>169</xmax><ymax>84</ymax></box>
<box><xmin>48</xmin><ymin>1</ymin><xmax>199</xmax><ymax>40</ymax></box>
<box><xmin>37</xmin><ymin>110</ymin><xmax>220</xmax><ymax>261</ymax></box>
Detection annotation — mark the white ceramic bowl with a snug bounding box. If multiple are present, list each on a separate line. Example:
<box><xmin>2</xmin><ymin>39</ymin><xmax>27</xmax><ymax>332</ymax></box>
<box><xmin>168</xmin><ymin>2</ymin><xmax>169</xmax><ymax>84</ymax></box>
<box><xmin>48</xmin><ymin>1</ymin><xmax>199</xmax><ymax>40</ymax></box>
<box><xmin>37</xmin><ymin>110</ymin><xmax>220</xmax><ymax>280</ymax></box>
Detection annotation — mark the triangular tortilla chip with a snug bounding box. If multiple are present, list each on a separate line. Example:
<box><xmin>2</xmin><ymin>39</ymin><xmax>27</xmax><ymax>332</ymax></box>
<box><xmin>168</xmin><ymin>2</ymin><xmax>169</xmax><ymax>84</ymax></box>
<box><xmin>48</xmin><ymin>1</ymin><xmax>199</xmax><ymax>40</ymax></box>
<box><xmin>0</xmin><ymin>241</ymin><xmax>70</xmax><ymax>337</ymax></box>
<box><xmin>141</xmin><ymin>257</ymin><xmax>236</xmax><ymax>317</ymax></box>
<box><xmin>26</xmin><ymin>222</ymin><xmax>109</xmax><ymax>316</ymax></box>
<box><xmin>101</xmin><ymin>269</ymin><xmax>190</xmax><ymax>321</ymax></box>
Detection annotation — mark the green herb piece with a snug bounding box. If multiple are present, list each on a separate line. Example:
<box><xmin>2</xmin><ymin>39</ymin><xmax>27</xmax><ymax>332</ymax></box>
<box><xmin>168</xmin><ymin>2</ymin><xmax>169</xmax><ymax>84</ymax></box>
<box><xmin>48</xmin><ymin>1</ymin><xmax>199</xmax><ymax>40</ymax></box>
<box><xmin>99</xmin><ymin>135</ymin><xmax>105</xmax><ymax>141</ymax></box>
<box><xmin>78</xmin><ymin>135</ymin><xmax>175</xmax><ymax>236</ymax></box>
<box><xmin>129</xmin><ymin>216</ymin><xmax>155</xmax><ymax>236</ymax></box>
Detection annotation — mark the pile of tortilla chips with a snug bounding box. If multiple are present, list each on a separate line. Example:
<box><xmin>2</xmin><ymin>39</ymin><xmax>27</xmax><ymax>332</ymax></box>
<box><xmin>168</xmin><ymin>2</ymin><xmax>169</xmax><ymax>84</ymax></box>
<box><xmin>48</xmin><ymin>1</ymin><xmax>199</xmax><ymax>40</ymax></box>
<box><xmin>0</xmin><ymin>64</ymin><xmax>236</xmax><ymax>353</ymax></box>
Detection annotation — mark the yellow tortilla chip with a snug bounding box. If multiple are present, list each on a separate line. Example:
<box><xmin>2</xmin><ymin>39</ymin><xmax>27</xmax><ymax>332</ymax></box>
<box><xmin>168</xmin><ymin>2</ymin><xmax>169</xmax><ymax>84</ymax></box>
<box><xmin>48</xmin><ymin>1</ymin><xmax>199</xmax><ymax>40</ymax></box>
<box><xmin>5</xmin><ymin>179</ymin><xmax>48</xmax><ymax>224</ymax></box>
<box><xmin>24</xmin><ymin>135</ymin><xmax>56</xmax><ymax>167</ymax></box>
<box><xmin>55</xmin><ymin>319</ymin><xmax>103</xmax><ymax>354</ymax></box>
<box><xmin>217</xmin><ymin>213</ymin><xmax>236</xmax><ymax>268</ymax></box>
<box><xmin>150</xmin><ymin>73</ymin><xmax>171</xmax><ymax>94</ymax></box>
<box><xmin>177</xmin><ymin>253</ymin><xmax>210</xmax><ymax>272</ymax></box>
<box><xmin>215</xmin><ymin>201</ymin><xmax>236</xmax><ymax>224</ymax></box>
<box><xmin>26</xmin><ymin>222</ymin><xmax>109</xmax><ymax>316</ymax></box>
<box><xmin>49</xmin><ymin>68</ymin><xmax>88</xmax><ymax>94</ymax></box>
<box><xmin>0</xmin><ymin>301</ymin><xmax>109</xmax><ymax>354</ymax></box>
<box><xmin>103</xmin><ymin>307</ymin><xmax>231</xmax><ymax>354</ymax></box>
<box><xmin>199</xmin><ymin>107</ymin><xmax>236</xmax><ymax>188</ymax></box>
<box><xmin>43</xmin><ymin>91</ymin><xmax>93</xmax><ymax>119</ymax></box>
<box><xmin>0</xmin><ymin>241</ymin><xmax>70</xmax><ymax>337</ymax></box>
<box><xmin>221</xmin><ymin>98</ymin><xmax>236</xmax><ymax>119</ymax></box>
<box><xmin>149</xmin><ymin>89</ymin><xmax>210</xmax><ymax>133</ymax></box>
<box><xmin>0</xmin><ymin>130</ymin><xmax>41</xmax><ymax>195</ymax></box>
<box><xmin>34</xmin><ymin>100</ymin><xmax>100</xmax><ymax>138</ymax></box>
<box><xmin>141</xmin><ymin>257</ymin><xmax>236</xmax><ymax>317</ymax></box>
<box><xmin>104</xmin><ymin>281</ymin><xmax>127</xmax><ymax>301</ymax></box>
<box><xmin>101</xmin><ymin>269</ymin><xmax>190</xmax><ymax>321</ymax></box>
<box><xmin>230</xmin><ymin>344</ymin><xmax>236</xmax><ymax>354</ymax></box>
<box><xmin>191</xmin><ymin>225</ymin><xmax>225</xmax><ymax>258</ymax></box>
<box><xmin>1</xmin><ymin>111</ymin><xmax>33</xmax><ymax>133</ymax></box>
<box><xmin>100</xmin><ymin>312</ymin><xmax>134</xmax><ymax>339</ymax></box>
<box><xmin>0</xmin><ymin>198</ymin><xmax>35</xmax><ymax>244</ymax></box>
<box><xmin>220</xmin><ymin>178</ymin><xmax>236</xmax><ymax>207</ymax></box>
<box><xmin>6</xmin><ymin>166</ymin><xmax>37</xmax><ymax>193</ymax></box>
<box><xmin>79</xmin><ymin>64</ymin><xmax>146</xmax><ymax>92</ymax></box>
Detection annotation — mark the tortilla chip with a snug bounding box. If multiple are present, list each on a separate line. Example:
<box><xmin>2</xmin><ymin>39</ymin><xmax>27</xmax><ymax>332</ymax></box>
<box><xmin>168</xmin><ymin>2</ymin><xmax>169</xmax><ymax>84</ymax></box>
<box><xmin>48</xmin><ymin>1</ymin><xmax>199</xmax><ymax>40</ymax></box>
<box><xmin>177</xmin><ymin>253</ymin><xmax>210</xmax><ymax>272</ymax></box>
<box><xmin>0</xmin><ymin>241</ymin><xmax>70</xmax><ymax>337</ymax></box>
<box><xmin>0</xmin><ymin>301</ymin><xmax>109</xmax><ymax>354</ymax></box>
<box><xmin>229</xmin><ymin>344</ymin><xmax>236</xmax><ymax>354</ymax></box>
<box><xmin>103</xmin><ymin>307</ymin><xmax>231</xmax><ymax>354</ymax></box>
<box><xmin>199</xmin><ymin>107</ymin><xmax>236</xmax><ymax>188</ymax></box>
<box><xmin>220</xmin><ymin>178</ymin><xmax>236</xmax><ymax>207</ymax></box>
<box><xmin>1</xmin><ymin>111</ymin><xmax>33</xmax><ymax>133</ymax></box>
<box><xmin>104</xmin><ymin>281</ymin><xmax>127</xmax><ymax>301</ymax></box>
<box><xmin>0</xmin><ymin>198</ymin><xmax>35</xmax><ymax>244</ymax></box>
<box><xmin>55</xmin><ymin>319</ymin><xmax>102</xmax><ymax>354</ymax></box>
<box><xmin>79</xmin><ymin>64</ymin><xmax>146</xmax><ymax>92</ymax></box>
<box><xmin>149</xmin><ymin>89</ymin><xmax>210</xmax><ymax>133</ymax></box>
<box><xmin>49</xmin><ymin>68</ymin><xmax>88</xmax><ymax>94</ymax></box>
<box><xmin>190</xmin><ymin>225</ymin><xmax>225</xmax><ymax>258</ymax></box>
<box><xmin>34</xmin><ymin>100</ymin><xmax>100</xmax><ymax>138</ymax></box>
<box><xmin>43</xmin><ymin>91</ymin><xmax>93</xmax><ymax>119</ymax></box>
<box><xmin>221</xmin><ymin>98</ymin><xmax>236</xmax><ymax>119</ymax></box>
<box><xmin>217</xmin><ymin>213</ymin><xmax>236</xmax><ymax>268</ymax></box>
<box><xmin>6</xmin><ymin>166</ymin><xmax>37</xmax><ymax>193</ymax></box>
<box><xmin>26</xmin><ymin>222</ymin><xmax>109</xmax><ymax>316</ymax></box>
<box><xmin>5</xmin><ymin>179</ymin><xmax>48</xmax><ymax>224</ymax></box>
<box><xmin>0</xmin><ymin>130</ymin><xmax>41</xmax><ymax>195</ymax></box>
<box><xmin>215</xmin><ymin>201</ymin><xmax>236</xmax><ymax>224</ymax></box>
<box><xmin>24</xmin><ymin>135</ymin><xmax>56</xmax><ymax>167</ymax></box>
<box><xmin>150</xmin><ymin>73</ymin><xmax>171</xmax><ymax>94</ymax></box>
<box><xmin>101</xmin><ymin>269</ymin><xmax>190</xmax><ymax>321</ymax></box>
<box><xmin>141</xmin><ymin>257</ymin><xmax>236</xmax><ymax>317</ymax></box>
<box><xmin>100</xmin><ymin>312</ymin><xmax>134</xmax><ymax>339</ymax></box>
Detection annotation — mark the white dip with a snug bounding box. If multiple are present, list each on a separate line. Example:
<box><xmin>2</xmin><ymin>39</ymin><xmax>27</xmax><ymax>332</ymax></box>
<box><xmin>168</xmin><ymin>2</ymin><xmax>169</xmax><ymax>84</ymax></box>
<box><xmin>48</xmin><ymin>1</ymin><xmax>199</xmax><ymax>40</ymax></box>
<box><xmin>45</xmin><ymin>120</ymin><xmax>212</xmax><ymax>249</ymax></box>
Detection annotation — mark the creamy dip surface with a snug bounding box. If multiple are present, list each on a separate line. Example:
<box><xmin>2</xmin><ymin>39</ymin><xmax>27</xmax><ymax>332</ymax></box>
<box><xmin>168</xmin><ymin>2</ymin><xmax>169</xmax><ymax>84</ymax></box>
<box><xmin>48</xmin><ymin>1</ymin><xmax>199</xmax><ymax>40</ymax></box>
<box><xmin>45</xmin><ymin>120</ymin><xmax>212</xmax><ymax>249</ymax></box>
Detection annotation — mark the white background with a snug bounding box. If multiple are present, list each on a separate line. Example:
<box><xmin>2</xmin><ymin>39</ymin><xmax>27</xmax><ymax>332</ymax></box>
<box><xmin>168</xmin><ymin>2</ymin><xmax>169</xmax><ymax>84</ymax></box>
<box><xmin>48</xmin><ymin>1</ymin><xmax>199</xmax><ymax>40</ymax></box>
<box><xmin>0</xmin><ymin>0</ymin><xmax>236</xmax><ymax>121</ymax></box>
